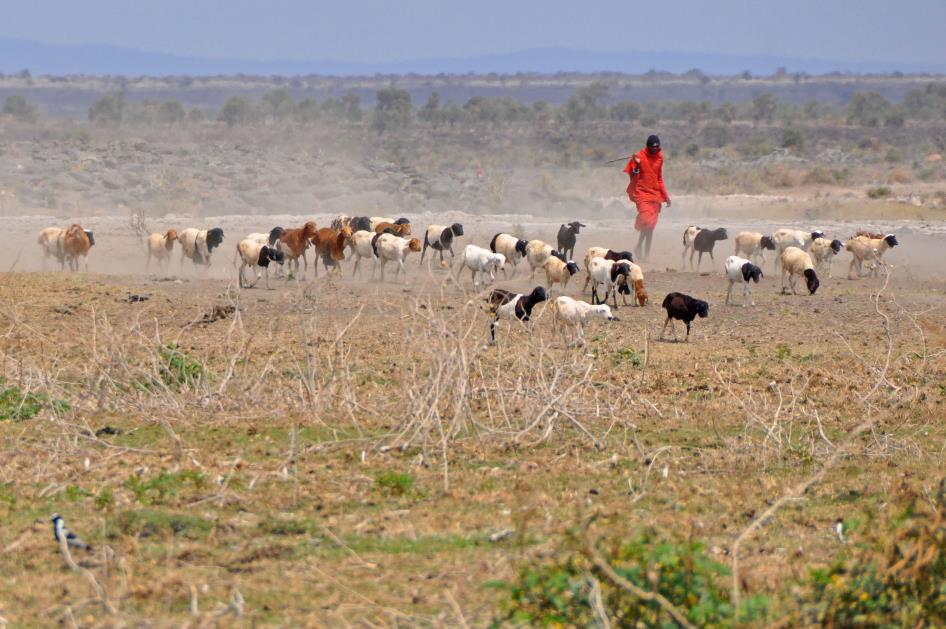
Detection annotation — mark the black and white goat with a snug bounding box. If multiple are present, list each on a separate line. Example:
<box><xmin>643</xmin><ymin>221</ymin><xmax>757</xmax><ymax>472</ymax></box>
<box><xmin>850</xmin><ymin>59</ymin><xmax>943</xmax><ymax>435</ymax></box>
<box><xmin>486</xmin><ymin>286</ymin><xmax>548</xmax><ymax>344</ymax></box>
<box><xmin>489</xmin><ymin>233</ymin><xmax>529</xmax><ymax>278</ymax></box>
<box><xmin>237</xmin><ymin>239</ymin><xmax>286</xmax><ymax>289</ymax></box>
<box><xmin>683</xmin><ymin>226</ymin><xmax>728</xmax><ymax>272</ymax></box>
<box><xmin>421</xmin><ymin>223</ymin><xmax>464</xmax><ymax>265</ymax></box>
<box><xmin>724</xmin><ymin>255</ymin><xmax>763</xmax><ymax>307</ymax></box>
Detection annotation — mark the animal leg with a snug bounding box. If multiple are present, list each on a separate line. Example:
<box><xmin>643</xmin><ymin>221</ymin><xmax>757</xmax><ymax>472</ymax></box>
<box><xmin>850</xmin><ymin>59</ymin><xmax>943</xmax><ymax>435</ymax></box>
<box><xmin>725</xmin><ymin>281</ymin><xmax>734</xmax><ymax>306</ymax></box>
<box><xmin>685</xmin><ymin>322</ymin><xmax>691</xmax><ymax>341</ymax></box>
<box><xmin>696</xmin><ymin>251</ymin><xmax>704</xmax><ymax>273</ymax></box>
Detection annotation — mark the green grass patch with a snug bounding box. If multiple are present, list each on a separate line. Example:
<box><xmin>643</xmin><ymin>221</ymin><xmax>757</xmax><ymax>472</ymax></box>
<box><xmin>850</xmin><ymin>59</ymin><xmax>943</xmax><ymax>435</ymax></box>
<box><xmin>0</xmin><ymin>385</ymin><xmax>69</xmax><ymax>421</ymax></box>
<box><xmin>124</xmin><ymin>470</ymin><xmax>206</xmax><ymax>506</ymax></box>
<box><xmin>111</xmin><ymin>508</ymin><xmax>213</xmax><ymax>539</ymax></box>
<box><xmin>375</xmin><ymin>471</ymin><xmax>415</xmax><ymax>496</ymax></box>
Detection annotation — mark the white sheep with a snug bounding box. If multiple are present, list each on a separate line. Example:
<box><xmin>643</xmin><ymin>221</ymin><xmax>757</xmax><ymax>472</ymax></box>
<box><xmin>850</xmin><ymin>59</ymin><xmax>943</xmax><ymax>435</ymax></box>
<box><xmin>780</xmin><ymin>246</ymin><xmax>820</xmax><ymax>295</ymax></box>
<box><xmin>551</xmin><ymin>296</ymin><xmax>617</xmax><ymax>346</ymax></box>
<box><xmin>724</xmin><ymin>255</ymin><xmax>764</xmax><ymax>307</ymax></box>
<box><xmin>376</xmin><ymin>234</ymin><xmax>421</xmax><ymax>283</ymax></box>
<box><xmin>587</xmin><ymin>257</ymin><xmax>632</xmax><ymax>308</ymax></box>
<box><xmin>37</xmin><ymin>226</ymin><xmax>65</xmax><ymax>269</ymax></box>
<box><xmin>369</xmin><ymin>216</ymin><xmax>395</xmax><ymax>231</ymax></box>
<box><xmin>146</xmin><ymin>229</ymin><xmax>178</xmax><ymax>272</ymax></box>
<box><xmin>462</xmin><ymin>244</ymin><xmax>506</xmax><ymax>287</ymax></box>
<box><xmin>525</xmin><ymin>239</ymin><xmax>556</xmax><ymax>280</ymax></box>
<box><xmin>542</xmin><ymin>254</ymin><xmax>580</xmax><ymax>292</ymax></box>
<box><xmin>489</xmin><ymin>233</ymin><xmax>528</xmax><ymax>278</ymax></box>
<box><xmin>772</xmin><ymin>228</ymin><xmax>825</xmax><ymax>272</ymax></box>
<box><xmin>348</xmin><ymin>230</ymin><xmax>378</xmax><ymax>278</ymax></box>
<box><xmin>733</xmin><ymin>231</ymin><xmax>776</xmax><ymax>266</ymax></box>
<box><xmin>236</xmin><ymin>239</ymin><xmax>285</xmax><ymax>289</ymax></box>
<box><xmin>581</xmin><ymin>247</ymin><xmax>633</xmax><ymax>294</ymax></box>
<box><xmin>178</xmin><ymin>227</ymin><xmax>225</xmax><ymax>268</ymax></box>
<box><xmin>810</xmin><ymin>237</ymin><xmax>844</xmax><ymax>278</ymax></box>
<box><xmin>845</xmin><ymin>233</ymin><xmax>898</xmax><ymax>279</ymax></box>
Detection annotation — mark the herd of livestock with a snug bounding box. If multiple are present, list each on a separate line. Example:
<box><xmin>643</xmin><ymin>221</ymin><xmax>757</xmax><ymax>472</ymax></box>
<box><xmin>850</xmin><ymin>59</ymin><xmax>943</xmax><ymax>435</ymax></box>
<box><xmin>34</xmin><ymin>215</ymin><xmax>899</xmax><ymax>345</ymax></box>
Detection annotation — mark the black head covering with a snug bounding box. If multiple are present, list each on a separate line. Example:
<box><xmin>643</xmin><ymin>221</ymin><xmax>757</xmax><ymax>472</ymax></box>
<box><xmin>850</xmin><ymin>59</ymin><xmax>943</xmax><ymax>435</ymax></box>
<box><xmin>646</xmin><ymin>134</ymin><xmax>661</xmax><ymax>149</ymax></box>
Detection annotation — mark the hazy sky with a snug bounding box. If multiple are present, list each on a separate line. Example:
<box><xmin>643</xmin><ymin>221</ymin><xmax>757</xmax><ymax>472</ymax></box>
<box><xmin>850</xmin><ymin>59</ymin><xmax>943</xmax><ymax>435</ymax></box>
<box><xmin>3</xmin><ymin>0</ymin><xmax>945</xmax><ymax>64</ymax></box>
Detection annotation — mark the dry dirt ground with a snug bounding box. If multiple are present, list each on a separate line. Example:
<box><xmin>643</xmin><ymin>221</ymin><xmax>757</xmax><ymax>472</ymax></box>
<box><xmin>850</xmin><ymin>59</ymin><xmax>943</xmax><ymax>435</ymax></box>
<box><xmin>0</xmin><ymin>210</ymin><xmax>944</xmax><ymax>625</ymax></box>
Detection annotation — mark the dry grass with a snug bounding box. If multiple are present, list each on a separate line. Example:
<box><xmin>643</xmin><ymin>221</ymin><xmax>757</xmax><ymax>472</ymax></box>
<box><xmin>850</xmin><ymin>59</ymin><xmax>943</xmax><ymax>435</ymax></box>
<box><xmin>0</xmin><ymin>261</ymin><xmax>943</xmax><ymax>625</ymax></box>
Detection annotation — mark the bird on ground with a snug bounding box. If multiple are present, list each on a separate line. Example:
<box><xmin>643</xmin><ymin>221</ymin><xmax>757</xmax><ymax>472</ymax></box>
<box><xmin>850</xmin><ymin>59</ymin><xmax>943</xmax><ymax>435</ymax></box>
<box><xmin>51</xmin><ymin>514</ymin><xmax>91</xmax><ymax>550</ymax></box>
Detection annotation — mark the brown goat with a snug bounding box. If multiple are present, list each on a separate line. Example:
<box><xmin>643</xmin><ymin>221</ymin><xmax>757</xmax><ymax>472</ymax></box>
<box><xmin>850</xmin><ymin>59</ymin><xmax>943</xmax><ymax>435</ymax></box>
<box><xmin>62</xmin><ymin>224</ymin><xmax>94</xmax><ymax>272</ymax></box>
<box><xmin>311</xmin><ymin>226</ymin><xmax>352</xmax><ymax>275</ymax></box>
<box><xmin>278</xmin><ymin>221</ymin><xmax>318</xmax><ymax>276</ymax></box>
<box><xmin>374</xmin><ymin>221</ymin><xmax>412</xmax><ymax>237</ymax></box>
<box><xmin>853</xmin><ymin>229</ymin><xmax>885</xmax><ymax>240</ymax></box>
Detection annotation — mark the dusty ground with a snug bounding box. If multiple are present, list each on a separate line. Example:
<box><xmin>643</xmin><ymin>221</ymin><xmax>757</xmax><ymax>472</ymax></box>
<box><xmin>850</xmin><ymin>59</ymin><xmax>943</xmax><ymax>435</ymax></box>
<box><xmin>0</xmin><ymin>207</ymin><xmax>944</xmax><ymax>625</ymax></box>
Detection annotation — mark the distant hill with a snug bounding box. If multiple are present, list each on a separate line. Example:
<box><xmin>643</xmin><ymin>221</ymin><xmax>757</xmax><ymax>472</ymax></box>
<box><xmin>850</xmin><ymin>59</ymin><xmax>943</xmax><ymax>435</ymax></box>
<box><xmin>2</xmin><ymin>37</ymin><xmax>944</xmax><ymax>77</ymax></box>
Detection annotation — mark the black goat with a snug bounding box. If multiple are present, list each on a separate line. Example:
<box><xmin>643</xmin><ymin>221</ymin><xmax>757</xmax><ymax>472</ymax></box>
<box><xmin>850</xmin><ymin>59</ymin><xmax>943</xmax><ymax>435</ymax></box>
<box><xmin>556</xmin><ymin>221</ymin><xmax>585</xmax><ymax>260</ymax></box>
<box><xmin>349</xmin><ymin>216</ymin><xmax>372</xmax><ymax>232</ymax></box>
<box><xmin>660</xmin><ymin>292</ymin><xmax>709</xmax><ymax>342</ymax></box>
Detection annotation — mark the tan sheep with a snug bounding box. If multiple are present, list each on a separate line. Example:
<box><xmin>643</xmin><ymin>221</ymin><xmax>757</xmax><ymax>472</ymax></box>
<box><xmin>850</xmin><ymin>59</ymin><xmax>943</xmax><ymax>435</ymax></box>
<box><xmin>845</xmin><ymin>233</ymin><xmax>898</xmax><ymax>279</ymax></box>
<box><xmin>780</xmin><ymin>246</ymin><xmax>820</xmax><ymax>295</ymax></box>
<box><xmin>146</xmin><ymin>229</ymin><xmax>178</xmax><ymax>272</ymax></box>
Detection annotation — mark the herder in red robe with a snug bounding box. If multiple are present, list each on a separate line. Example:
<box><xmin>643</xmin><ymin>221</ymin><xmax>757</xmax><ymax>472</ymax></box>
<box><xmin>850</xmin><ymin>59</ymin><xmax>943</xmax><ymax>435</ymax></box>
<box><xmin>624</xmin><ymin>134</ymin><xmax>671</xmax><ymax>261</ymax></box>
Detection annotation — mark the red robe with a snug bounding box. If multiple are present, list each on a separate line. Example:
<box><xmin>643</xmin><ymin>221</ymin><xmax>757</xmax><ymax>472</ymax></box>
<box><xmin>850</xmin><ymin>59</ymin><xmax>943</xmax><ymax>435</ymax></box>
<box><xmin>624</xmin><ymin>148</ymin><xmax>669</xmax><ymax>231</ymax></box>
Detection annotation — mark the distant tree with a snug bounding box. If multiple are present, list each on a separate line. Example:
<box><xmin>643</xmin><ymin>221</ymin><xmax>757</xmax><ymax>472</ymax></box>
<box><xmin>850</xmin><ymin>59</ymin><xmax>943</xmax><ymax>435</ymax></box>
<box><xmin>713</xmin><ymin>103</ymin><xmax>735</xmax><ymax>124</ymax></box>
<box><xmin>562</xmin><ymin>81</ymin><xmax>610</xmax><ymax>124</ymax></box>
<box><xmin>419</xmin><ymin>91</ymin><xmax>441</xmax><ymax>124</ymax></box>
<box><xmin>294</xmin><ymin>97</ymin><xmax>321</xmax><ymax>124</ymax></box>
<box><xmin>341</xmin><ymin>91</ymin><xmax>362</xmax><ymax>122</ymax></box>
<box><xmin>158</xmin><ymin>100</ymin><xmax>186</xmax><ymax>124</ymax></box>
<box><xmin>780</xmin><ymin>127</ymin><xmax>804</xmax><ymax>151</ymax></box>
<box><xmin>2</xmin><ymin>95</ymin><xmax>37</xmax><ymax>123</ymax></box>
<box><xmin>372</xmin><ymin>86</ymin><xmax>412</xmax><ymax>133</ymax></box>
<box><xmin>751</xmin><ymin>93</ymin><xmax>778</xmax><ymax>123</ymax></box>
<box><xmin>88</xmin><ymin>92</ymin><xmax>126</xmax><ymax>125</ymax></box>
<box><xmin>610</xmin><ymin>101</ymin><xmax>641</xmax><ymax>122</ymax></box>
<box><xmin>187</xmin><ymin>107</ymin><xmax>207</xmax><ymax>123</ymax></box>
<box><xmin>15</xmin><ymin>69</ymin><xmax>31</xmax><ymax>80</ymax></box>
<box><xmin>217</xmin><ymin>96</ymin><xmax>254</xmax><ymax>126</ymax></box>
<box><xmin>678</xmin><ymin>100</ymin><xmax>710</xmax><ymax>124</ymax></box>
<box><xmin>741</xmin><ymin>70</ymin><xmax>753</xmax><ymax>80</ymax></box>
<box><xmin>261</xmin><ymin>89</ymin><xmax>294</xmax><ymax>121</ymax></box>
<box><xmin>846</xmin><ymin>91</ymin><xmax>891</xmax><ymax>127</ymax></box>
<box><xmin>702</xmin><ymin>123</ymin><xmax>730</xmax><ymax>148</ymax></box>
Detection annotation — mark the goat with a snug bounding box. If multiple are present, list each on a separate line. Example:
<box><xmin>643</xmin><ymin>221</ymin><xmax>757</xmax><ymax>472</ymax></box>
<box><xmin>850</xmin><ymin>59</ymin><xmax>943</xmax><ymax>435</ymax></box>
<box><xmin>146</xmin><ymin>228</ymin><xmax>178</xmax><ymax>272</ymax></box>
<box><xmin>349</xmin><ymin>216</ymin><xmax>372</xmax><ymax>232</ymax></box>
<box><xmin>486</xmin><ymin>287</ymin><xmax>548</xmax><ymax>344</ymax></box>
<box><xmin>543</xmin><ymin>254</ymin><xmax>580</xmax><ymax>292</ymax></box>
<box><xmin>462</xmin><ymin>244</ymin><xmax>505</xmax><ymax>287</ymax></box>
<box><xmin>582</xmin><ymin>247</ymin><xmax>633</xmax><ymax>293</ymax></box>
<box><xmin>38</xmin><ymin>227</ymin><xmax>66</xmax><ymax>269</ymax></box>
<box><xmin>236</xmin><ymin>239</ymin><xmax>285</xmax><ymax>289</ymax></box>
<box><xmin>810</xmin><ymin>237</ymin><xmax>844</xmax><ymax>278</ymax></box>
<box><xmin>780</xmin><ymin>246</ymin><xmax>820</xmax><ymax>295</ymax></box>
<box><xmin>660</xmin><ymin>292</ymin><xmax>709</xmax><ymax>342</ymax></box>
<box><xmin>178</xmin><ymin>227</ymin><xmax>224</xmax><ymax>268</ymax></box>
<box><xmin>311</xmin><ymin>227</ymin><xmax>351</xmax><ymax>276</ymax></box>
<box><xmin>733</xmin><ymin>231</ymin><xmax>776</xmax><ymax>266</ymax></box>
<box><xmin>845</xmin><ymin>233</ymin><xmax>898</xmax><ymax>279</ymax></box>
<box><xmin>374</xmin><ymin>221</ymin><xmax>412</xmax><ymax>237</ymax></box>
<box><xmin>330</xmin><ymin>215</ymin><xmax>351</xmax><ymax>230</ymax></box>
<box><xmin>551</xmin><ymin>296</ymin><xmax>616</xmax><ymax>346</ymax></box>
<box><xmin>556</xmin><ymin>221</ymin><xmax>585</xmax><ymax>260</ymax></box>
<box><xmin>772</xmin><ymin>228</ymin><xmax>825</xmax><ymax>272</ymax></box>
<box><xmin>681</xmin><ymin>225</ymin><xmax>702</xmax><ymax>268</ymax></box>
<box><xmin>278</xmin><ymin>221</ymin><xmax>318</xmax><ymax>277</ymax></box>
<box><xmin>420</xmin><ymin>223</ymin><xmax>464</xmax><ymax>266</ymax></box>
<box><xmin>627</xmin><ymin>262</ymin><xmax>648</xmax><ymax>307</ymax></box>
<box><xmin>724</xmin><ymin>255</ymin><xmax>763</xmax><ymax>307</ymax></box>
<box><xmin>62</xmin><ymin>224</ymin><xmax>94</xmax><ymax>272</ymax></box>
<box><xmin>489</xmin><ymin>233</ymin><xmax>528</xmax><ymax>278</ymax></box>
<box><xmin>376</xmin><ymin>234</ymin><xmax>421</xmax><ymax>283</ymax></box>
<box><xmin>245</xmin><ymin>227</ymin><xmax>285</xmax><ymax>246</ymax></box>
<box><xmin>688</xmin><ymin>226</ymin><xmax>729</xmax><ymax>272</ymax></box>
<box><xmin>369</xmin><ymin>216</ymin><xmax>395</xmax><ymax>231</ymax></box>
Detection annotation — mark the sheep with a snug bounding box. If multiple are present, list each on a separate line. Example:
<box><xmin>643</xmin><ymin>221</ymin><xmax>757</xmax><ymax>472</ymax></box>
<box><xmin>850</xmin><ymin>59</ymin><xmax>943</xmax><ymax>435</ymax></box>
<box><xmin>687</xmin><ymin>226</ymin><xmax>729</xmax><ymax>272</ymax></box>
<box><xmin>845</xmin><ymin>233</ymin><xmax>898</xmax><ymax>279</ymax></box>
<box><xmin>588</xmin><ymin>257</ymin><xmax>632</xmax><ymax>309</ymax></box>
<box><xmin>178</xmin><ymin>227</ymin><xmax>224</xmax><ymax>268</ymax></box>
<box><xmin>245</xmin><ymin>226</ymin><xmax>285</xmax><ymax>247</ymax></box>
<box><xmin>420</xmin><ymin>223</ymin><xmax>464</xmax><ymax>266</ymax></box>
<box><xmin>62</xmin><ymin>224</ymin><xmax>94</xmax><ymax>272</ymax></box>
<box><xmin>556</xmin><ymin>221</ymin><xmax>585</xmax><ymax>260</ymax></box>
<box><xmin>369</xmin><ymin>216</ymin><xmax>395</xmax><ymax>231</ymax></box>
<box><xmin>660</xmin><ymin>292</ymin><xmax>709</xmax><ymax>342</ymax></box>
<box><xmin>462</xmin><ymin>244</ymin><xmax>506</xmax><ymax>287</ymax></box>
<box><xmin>310</xmin><ymin>227</ymin><xmax>351</xmax><ymax>276</ymax></box>
<box><xmin>772</xmin><ymin>228</ymin><xmax>825</xmax><ymax>272</ymax></box>
<box><xmin>543</xmin><ymin>254</ymin><xmax>580</xmax><ymax>292</ymax></box>
<box><xmin>146</xmin><ymin>229</ymin><xmax>178</xmax><ymax>272</ymax></box>
<box><xmin>489</xmin><ymin>233</ymin><xmax>528</xmax><ymax>278</ymax></box>
<box><xmin>525</xmin><ymin>239</ymin><xmax>557</xmax><ymax>280</ymax></box>
<box><xmin>236</xmin><ymin>239</ymin><xmax>285</xmax><ymax>289</ymax></box>
<box><xmin>376</xmin><ymin>233</ymin><xmax>421</xmax><ymax>283</ymax></box>
<box><xmin>733</xmin><ymin>231</ymin><xmax>776</xmax><ymax>266</ymax></box>
<box><xmin>349</xmin><ymin>230</ymin><xmax>379</xmax><ymax>278</ymax></box>
<box><xmin>581</xmin><ymin>247</ymin><xmax>633</xmax><ymax>293</ymax></box>
<box><xmin>724</xmin><ymin>255</ymin><xmax>764</xmax><ymax>307</ymax></box>
<box><xmin>349</xmin><ymin>216</ymin><xmax>372</xmax><ymax>232</ymax></box>
<box><xmin>810</xmin><ymin>237</ymin><xmax>844</xmax><ymax>278</ymax></box>
<box><xmin>551</xmin><ymin>296</ymin><xmax>617</xmax><ymax>346</ymax></box>
<box><xmin>278</xmin><ymin>221</ymin><xmax>318</xmax><ymax>277</ymax></box>
<box><xmin>627</xmin><ymin>262</ymin><xmax>648</xmax><ymax>307</ymax></box>
<box><xmin>681</xmin><ymin>225</ymin><xmax>702</xmax><ymax>268</ymax></box>
<box><xmin>780</xmin><ymin>246</ymin><xmax>821</xmax><ymax>295</ymax></box>
<box><xmin>37</xmin><ymin>227</ymin><xmax>65</xmax><ymax>269</ymax></box>
<box><xmin>486</xmin><ymin>287</ymin><xmax>548</xmax><ymax>344</ymax></box>
<box><xmin>374</xmin><ymin>221</ymin><xmax>412</xmax><ymax>237</ymax></box>
<box><xmin>330</xmin><ymin>215</ymin><xmax>350</xmax><ymax>230</ymax></box>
